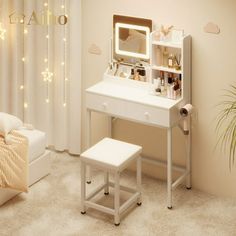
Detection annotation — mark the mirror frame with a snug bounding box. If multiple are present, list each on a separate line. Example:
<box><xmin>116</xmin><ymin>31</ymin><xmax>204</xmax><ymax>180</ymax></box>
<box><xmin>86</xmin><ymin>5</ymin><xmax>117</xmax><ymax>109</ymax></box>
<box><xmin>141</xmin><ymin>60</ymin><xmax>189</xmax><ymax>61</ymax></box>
<box><xmin>113</xmin><ymin>15</ymin><xmax>153</xmax><ymax>64</ymax></box>
<box><xmin>115</xmin><ymin>23</ymin><xmax>150</xmax><ymax>60</ymax></box>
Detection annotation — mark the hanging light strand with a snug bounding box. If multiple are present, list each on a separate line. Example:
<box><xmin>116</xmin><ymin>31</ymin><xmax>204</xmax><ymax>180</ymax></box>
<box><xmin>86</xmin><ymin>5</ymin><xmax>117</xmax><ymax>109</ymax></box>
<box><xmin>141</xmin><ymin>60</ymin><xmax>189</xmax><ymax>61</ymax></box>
<box><xmin>41</xmin><ymin>0</ymin><xmax>52</xmax><ymax>104</ymax></box>
<box><xmin>62</xmin><ymin>0</ymin><xmax>68</xmax><ymax>107</ymax></box>
<box><xmin>22</xmin><ymin>16</ymin><xmax>27</xmax><ymax>118</ymax></box>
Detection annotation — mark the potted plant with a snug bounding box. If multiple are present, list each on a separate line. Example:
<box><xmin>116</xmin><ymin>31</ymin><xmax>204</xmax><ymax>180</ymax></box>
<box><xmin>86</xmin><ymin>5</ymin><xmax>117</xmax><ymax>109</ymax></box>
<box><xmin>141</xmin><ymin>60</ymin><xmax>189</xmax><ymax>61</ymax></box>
<box><xmin>216</xmin><ymin>85</ymin><xmax>236</xmax><ymax>168</ymax></box>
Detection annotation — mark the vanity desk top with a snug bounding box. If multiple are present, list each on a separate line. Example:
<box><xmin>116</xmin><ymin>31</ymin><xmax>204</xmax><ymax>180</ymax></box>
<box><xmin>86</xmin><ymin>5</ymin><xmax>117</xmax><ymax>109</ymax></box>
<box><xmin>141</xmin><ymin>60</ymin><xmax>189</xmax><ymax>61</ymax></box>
<box><xmin>86</xmin><ymin>74</ymin><xmax>183</xmax><ymax>128</ymax></box>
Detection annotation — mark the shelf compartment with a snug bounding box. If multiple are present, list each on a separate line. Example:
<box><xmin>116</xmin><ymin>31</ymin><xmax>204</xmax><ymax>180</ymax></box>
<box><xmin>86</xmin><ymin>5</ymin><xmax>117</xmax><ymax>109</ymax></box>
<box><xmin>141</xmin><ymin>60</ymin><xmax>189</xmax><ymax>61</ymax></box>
<box><xmin>151</xmin><ymin>65</ymin><xmax>182</xmax><ymax>74</ymax></box>
<box><xmin>152</xmin><ymin>40</ymin><xmax>182</xmax><ymax>49</ymax></box>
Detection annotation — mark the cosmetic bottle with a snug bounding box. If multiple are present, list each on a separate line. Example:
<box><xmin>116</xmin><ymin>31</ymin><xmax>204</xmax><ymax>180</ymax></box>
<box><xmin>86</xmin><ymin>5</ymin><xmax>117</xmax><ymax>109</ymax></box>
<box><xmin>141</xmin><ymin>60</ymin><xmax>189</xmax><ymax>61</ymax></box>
<box><xmin>129</xmin><ymin>68</ymin><xmax>135</xmax><ymax>80</ymax></box>
<box><xmin>167</xmin><ymin>73</ymin><xmax>174</xmax><ymax>99</ymax></box>
<box><xmin>168</xmin><ymin>54</ymin><xmax>175</xmax><ymax>68</ymax></box>
<box><xmin>153</xmin><ymin>78</ymin><xmax>161</xmax><ymax>95</ymax></box>
<box><xmin>139</xmin><ymin>69</ymin><xmax>146</xmax><ymax>82</ymax></box>
<box><xmin>168</xmin><ymin>73</ymin><xmax>173</xmax><ymax>84</ymax></box>
<box><xmin>174</xmin><ymin>54</ymin><xmax>181</xmax><ymax>70</ymax></box>
<box><xmin>173</xmin><ymin>83</ymin><xmax>180</xmax><ymax>99</ymax></box>
<box><xmin>157</xmin><ymin>71</ymin><xmax>163</xmax><ymax>93</ymax></box>
<box><xmin>162</xmin><ymin>47</ymin><xmax>168</xmax><ymax>67</ymax></box>
<box><xmin>134</xmin><ymin>71</ymin><xmax>140</xmax><ymax>81</ymax></box>
<box><xmin>156</xmin><ymin>46</ymin><xmax>162</xmax><ymax>66</ymax></box>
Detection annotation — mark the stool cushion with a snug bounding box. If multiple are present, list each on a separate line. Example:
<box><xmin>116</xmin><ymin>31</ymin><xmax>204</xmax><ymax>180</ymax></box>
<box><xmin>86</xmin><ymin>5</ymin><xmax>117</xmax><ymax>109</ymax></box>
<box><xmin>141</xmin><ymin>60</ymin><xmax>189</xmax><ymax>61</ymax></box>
<box><xmin>81</xmin><ymin>138</ymin><xmax>142</xmax><ymax>171</ymax></box>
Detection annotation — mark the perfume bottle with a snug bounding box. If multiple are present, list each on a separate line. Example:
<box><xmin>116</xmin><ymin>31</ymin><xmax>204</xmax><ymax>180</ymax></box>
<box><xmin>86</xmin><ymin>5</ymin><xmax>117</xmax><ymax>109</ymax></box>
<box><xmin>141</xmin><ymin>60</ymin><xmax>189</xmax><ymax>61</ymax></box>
<box><xmin>168</xmin><ymin>54</ymin><xmax>175</xmax><ymax>68</ymax></box>
<box><xmin>167</xmin><ymin>73</ymin><xmax>174</xmax><ymax>99</ymax></box>
<box><xmin>160</xmin><ymin>71</ymin><xmax>165</xmax><ymax>93</ymax></box>
<box><xmin>162</xmin><ymin>47</ymin><xmax>168</xmax><ymax>67</ymax></box>
<box><xmin>156</xmin><ymin>46</ymin><xmax>162</xmax><ymax>66</ymax></box>
<box><xmin>129</xmin><ymin>68</ymin><xmax>135</xmax><ymax>80</ymax></box>
<box><xmin>138</xmin><ymin>69</ymin><xmax>146</xmax><ymax>82</ymax></box>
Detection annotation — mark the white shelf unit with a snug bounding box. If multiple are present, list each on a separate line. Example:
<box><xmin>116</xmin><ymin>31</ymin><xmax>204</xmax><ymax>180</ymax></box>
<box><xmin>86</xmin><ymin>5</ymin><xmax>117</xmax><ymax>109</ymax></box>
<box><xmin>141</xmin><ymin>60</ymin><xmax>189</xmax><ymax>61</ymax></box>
<box><xmin>150</xmin><ymin>32</ymin><xmax>191</xmax><ymax>103</ymax></box>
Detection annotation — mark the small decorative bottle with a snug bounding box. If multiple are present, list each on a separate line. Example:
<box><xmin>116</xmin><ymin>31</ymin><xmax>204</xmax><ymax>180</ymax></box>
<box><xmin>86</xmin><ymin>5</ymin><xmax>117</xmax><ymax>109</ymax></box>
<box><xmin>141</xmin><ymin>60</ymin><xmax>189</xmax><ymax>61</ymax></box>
<box><xmin>156</xmin><ymin>46</ymin><xmax>162</xmax><ymax>66</ymax></box>
<box><xmin>168</xmin><ymin>54</ymin><xmax>175</xmax><ymax>68</ymax></box>
<box><xmin>162</xmin><ymin>47</ymin><xmax>168</xmax><ymax>67</ymax></box>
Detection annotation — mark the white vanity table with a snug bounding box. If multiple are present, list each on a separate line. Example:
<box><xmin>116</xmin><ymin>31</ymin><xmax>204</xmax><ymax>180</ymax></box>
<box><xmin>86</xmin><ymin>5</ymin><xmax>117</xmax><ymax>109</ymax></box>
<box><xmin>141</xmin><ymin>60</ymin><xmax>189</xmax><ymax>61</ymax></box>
<box><xmin>85</xmin><ymin>15</ymin><xmax>192</xmax><ymax>209</ymax></box>
<box><xmin>86</xmin><ymin>71</ymin><xmax>191</xmax><ymax>209</ymax></box>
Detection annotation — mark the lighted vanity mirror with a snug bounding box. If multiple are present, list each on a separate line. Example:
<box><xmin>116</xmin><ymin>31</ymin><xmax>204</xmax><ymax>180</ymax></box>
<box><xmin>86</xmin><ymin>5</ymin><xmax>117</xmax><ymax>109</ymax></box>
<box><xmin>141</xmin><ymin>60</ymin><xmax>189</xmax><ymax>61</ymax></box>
<box><xmin>113</xmin><ymin>15</ymin><xmax>152</xmax><ymax>64</ymax></box>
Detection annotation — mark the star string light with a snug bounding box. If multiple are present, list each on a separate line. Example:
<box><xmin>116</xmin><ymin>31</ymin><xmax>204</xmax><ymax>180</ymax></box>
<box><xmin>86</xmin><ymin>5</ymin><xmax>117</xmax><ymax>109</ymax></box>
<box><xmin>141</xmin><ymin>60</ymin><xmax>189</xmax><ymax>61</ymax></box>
<box><xmin>0</xmin><ymin>23</ymin><xmax>6</xmax><ymax>40</ymax></box>
<box><xmin>42</xmin><ymin>68</ymin><xmax>53</xmax><ymax>82</ymax></box>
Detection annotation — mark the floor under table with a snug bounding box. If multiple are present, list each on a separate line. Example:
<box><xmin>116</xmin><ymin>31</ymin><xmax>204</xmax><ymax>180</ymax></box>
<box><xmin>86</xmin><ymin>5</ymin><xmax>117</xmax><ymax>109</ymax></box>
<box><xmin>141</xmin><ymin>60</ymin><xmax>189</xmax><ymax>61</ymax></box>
<box><xmin>0</xmin><ymin>152</ymin><xmax>236</xmax><ymax>236</ymax></box>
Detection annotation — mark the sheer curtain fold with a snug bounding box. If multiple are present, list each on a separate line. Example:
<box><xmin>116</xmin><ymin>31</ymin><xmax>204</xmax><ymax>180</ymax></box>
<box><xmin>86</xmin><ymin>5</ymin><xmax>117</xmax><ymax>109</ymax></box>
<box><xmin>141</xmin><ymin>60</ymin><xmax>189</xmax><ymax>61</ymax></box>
<box><xmin>0</xmin><ymin>0</ymin><xmax>81</xmax><ymax>154</ymax></box>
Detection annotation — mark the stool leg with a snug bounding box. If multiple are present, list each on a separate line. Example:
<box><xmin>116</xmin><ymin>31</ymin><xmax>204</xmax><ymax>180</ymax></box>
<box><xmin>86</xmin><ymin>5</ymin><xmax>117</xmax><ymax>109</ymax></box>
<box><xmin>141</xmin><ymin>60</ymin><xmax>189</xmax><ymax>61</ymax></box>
<box><xmin>114</xmin><ymin>172</ymin><xmax>120</xmax><ymax>226</ymax></box>
<box><xmin>81</xmin><ymin>162</ymin><xmax>86</xmax><ymax>214</ymax></box>
<box><xmin>137</xmin><ymin>156</ymin><xmax>142</xmax><ymax>205</ymax></box>
<box><xmin>104</xmin><ymin>172</ymin><xmax>109</xmax><ymax>195</ymax></box>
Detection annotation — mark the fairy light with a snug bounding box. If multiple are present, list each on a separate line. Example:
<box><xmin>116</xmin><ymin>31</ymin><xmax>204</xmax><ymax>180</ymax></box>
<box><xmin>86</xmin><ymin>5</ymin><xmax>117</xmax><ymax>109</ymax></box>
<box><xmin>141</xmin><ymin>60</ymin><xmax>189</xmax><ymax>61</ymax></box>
<box><xmin>62</xmin><ymin>0</ymin><xmax>68</xmax><ymax>107</ymax></box>
<box><xmin>42</xmin><ymin>0</ymin><xmax>52</xmax><ymax>104</ymax></box>
<box><xmin>42</xmin><ymin>69</ymin><xmax>53</xmax><ymax>82</ymax></box>
<box><xmin>22</xmin><ymin>21</ymin><xmax>27</xmax><ymax>121</ymax></box>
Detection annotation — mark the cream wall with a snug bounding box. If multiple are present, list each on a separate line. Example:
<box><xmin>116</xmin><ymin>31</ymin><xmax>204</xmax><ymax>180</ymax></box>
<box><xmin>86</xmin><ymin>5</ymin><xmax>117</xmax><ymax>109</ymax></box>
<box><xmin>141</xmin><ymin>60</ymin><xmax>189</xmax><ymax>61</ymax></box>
<box><xmin>82</xmin><ymin>0</ymin><xmax>236</xmax><ymax>198</ymax></box>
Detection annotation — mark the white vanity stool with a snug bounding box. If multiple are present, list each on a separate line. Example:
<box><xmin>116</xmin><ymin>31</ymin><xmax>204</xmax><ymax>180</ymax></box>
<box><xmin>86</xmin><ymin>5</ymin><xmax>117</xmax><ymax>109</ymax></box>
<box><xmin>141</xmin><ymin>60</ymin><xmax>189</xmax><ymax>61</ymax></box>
<box><xmin>80</xmin><ymin>138</ymin><xmax>142</xmax><ymax>226</ymax></box>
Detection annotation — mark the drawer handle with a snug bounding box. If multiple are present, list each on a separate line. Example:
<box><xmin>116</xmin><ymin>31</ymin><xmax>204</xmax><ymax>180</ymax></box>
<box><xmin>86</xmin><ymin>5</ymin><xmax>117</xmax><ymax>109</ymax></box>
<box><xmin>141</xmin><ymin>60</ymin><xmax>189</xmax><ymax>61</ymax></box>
<box><xmin>144</xmin><ymin>112</ymin><xmax>150</xmax><ymax>119</ymax></box>
<box><xmin>102</xmin><ymin>102</ymin><xmax>108</xmax><ymax>109</ymax></box>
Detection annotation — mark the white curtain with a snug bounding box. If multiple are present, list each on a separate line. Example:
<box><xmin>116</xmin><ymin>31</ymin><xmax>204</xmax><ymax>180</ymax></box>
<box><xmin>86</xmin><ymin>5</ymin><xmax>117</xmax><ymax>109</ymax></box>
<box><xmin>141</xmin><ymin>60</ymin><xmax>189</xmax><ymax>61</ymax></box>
<box><xmin>0</xmin><ymin>0</ymin><xmax>81</xmax><ymax>154</ymax></box>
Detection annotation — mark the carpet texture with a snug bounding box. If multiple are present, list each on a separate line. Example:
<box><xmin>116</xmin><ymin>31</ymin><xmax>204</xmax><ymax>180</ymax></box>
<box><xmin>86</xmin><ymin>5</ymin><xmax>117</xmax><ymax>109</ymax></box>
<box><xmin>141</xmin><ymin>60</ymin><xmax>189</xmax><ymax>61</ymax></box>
<box><xmin>0</xmin><ymin>152</ymin><xmax>236</xmax><ymax>236</ymax></box>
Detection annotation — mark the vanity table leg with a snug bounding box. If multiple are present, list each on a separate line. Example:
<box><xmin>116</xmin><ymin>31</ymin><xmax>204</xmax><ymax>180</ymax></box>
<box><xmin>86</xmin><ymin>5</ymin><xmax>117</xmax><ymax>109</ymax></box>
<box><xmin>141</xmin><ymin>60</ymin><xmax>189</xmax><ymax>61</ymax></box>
<box><xmin>108</xmin><ymin>116</ymin><xmax>112</xmax><ymax>138</ymax></box>
<box><xmin>86</xmin><ymin>109</ymin><xmax>92</xmax><ymax>184</ymax></box>
<box><xmin>167</xmin><ymin>127</ymin><xmax>172</xmax><ymax>209</ymax></box>
<box><xmin>186</xmin><ymin>122</ymin><xmax>191</xmax><ymax>189</ymax></box>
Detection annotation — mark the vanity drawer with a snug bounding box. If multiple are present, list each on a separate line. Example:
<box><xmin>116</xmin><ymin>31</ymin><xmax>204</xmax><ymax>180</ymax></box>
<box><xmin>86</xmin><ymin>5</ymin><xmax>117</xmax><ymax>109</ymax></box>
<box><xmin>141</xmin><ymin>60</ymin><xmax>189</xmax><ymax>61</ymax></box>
<box><xmin>125</xmin><ymin>102</ymin><xmax>170</xmax><ymax>127</ymax></box>
<box><xmin>86</xmin><ymin>93</ymin><xmax>126</xmax><ymax>117</ymax></box>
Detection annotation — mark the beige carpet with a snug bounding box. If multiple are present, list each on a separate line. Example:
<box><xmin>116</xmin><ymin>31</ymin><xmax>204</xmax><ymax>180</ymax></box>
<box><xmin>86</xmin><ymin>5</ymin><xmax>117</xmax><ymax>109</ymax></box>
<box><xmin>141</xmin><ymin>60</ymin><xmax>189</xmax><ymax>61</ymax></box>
<box><xmin>0</xmin><ymin>152</ymin><xmax>236</xmax><ymax>236</ymax></box>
